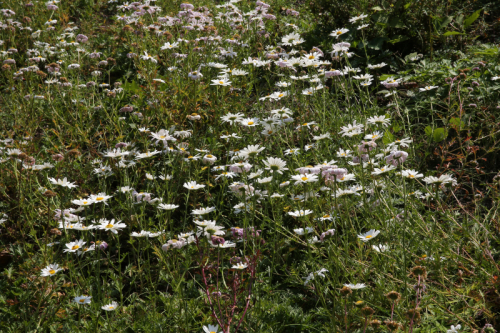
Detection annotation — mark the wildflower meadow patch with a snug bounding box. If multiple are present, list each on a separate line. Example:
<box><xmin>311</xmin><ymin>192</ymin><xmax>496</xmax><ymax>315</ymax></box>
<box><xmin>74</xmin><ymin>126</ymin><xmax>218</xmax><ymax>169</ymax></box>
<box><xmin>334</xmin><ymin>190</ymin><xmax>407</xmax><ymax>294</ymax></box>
<box><xmin>0</xmin><ymin>0</ymin><xmax>500</xmax><ymax>332</ymax></box>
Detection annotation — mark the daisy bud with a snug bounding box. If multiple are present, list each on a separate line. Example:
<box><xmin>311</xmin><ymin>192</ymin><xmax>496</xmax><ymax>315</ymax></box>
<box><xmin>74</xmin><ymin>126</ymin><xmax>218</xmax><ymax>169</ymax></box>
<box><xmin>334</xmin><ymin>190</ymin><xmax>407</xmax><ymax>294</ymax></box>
<box><xmin>483</xmin><ymin>324</ymin><xmax>497</xmax><ymax>333</ymax></box>
<box><xmin>119</xmin><ymin>105</ymin><xmax>134</xmax><ymax>113</ymax></box>
<box><xmin>230</xmin><ymin>256</ymin><xmax>242</xmax><ymax>264</ymax></box>
<box><xmin>354</xmin><ymin>300</ymin><xmax>364</xmax><ymax>308</ymax></box>
<box><xmin>211</xmin><ymin>235</ymin><xmax>225</xmax><ymax>245</ymax></box>
<box><xmin>52</xmin><ymin>154</ymin><xmax>64</xmax><ymax>161</ymax></box>
<box><xmin>50</xmin><ymin>228</ymin><xmax>62</xmax><ymax>235</ymax></box>
<box><xmin>98</xmin><ymin>241</ymin><xmax>108</xmax><ymax>250</ymax></box>
<box><xmin>76</xmin><ymin>34</ymin><xmax>88</xmax><ymax>43</ymax></box>
<box><xmin>115</xmin><ymin>142</ymin><xmax>128</xmax><ymax>148</ymax></box>
<box><xmin>67</xmin><ymin>149</ymin><xmax>81</xmax><ymax>157</ymax></box>
<box><xmin>43</xmin><ymin>190</ymin><xmax>57</xmax><ymax>198</ymax></box>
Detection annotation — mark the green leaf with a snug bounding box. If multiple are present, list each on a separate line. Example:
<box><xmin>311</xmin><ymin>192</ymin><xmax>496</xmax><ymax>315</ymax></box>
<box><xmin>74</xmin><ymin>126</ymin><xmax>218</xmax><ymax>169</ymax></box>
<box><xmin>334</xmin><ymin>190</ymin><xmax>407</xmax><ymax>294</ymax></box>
<box><xmin>438</xmin><ymin>16</ymin><xmax>453</xmax><ymax>31</ymax></box>
<box><xmin>388</xmin><ymin>17</ymin><xmax>405</xmax><ymax>28</ymax></box>
<box><xmin>449</xmin><ymin>117</ymin><xmax>465</xmax><ymax>129</ymax></box>
<box><xmin>433</xmin><ymin>128</ymin><xmax>448</xmax><ymax>142</ymax></box>
<box><xmin>464</xmin><ymin>9</ymin><xmax>482</xmax><ymax>29</ymax></box>
<box><xmin>372</xmin><ymin>13</ymin><xmax>389</xmax><ymax>24</ymax></box>
<box><xmin>443</xmin><ymin>31</ymin><xmax>464</xmax><ymax>36</ymax></box>
<box><xmin>425</xmin><ymin>126</ymin><xmax>433</xmax><ymax>137</ymax></box>
<box><xmin>382</xmin><ymin>131</ymin><xmax>394</xmax><ymax>145</ymax></box>
<box><xmin>388</xmin><ymin>34</ymin><xmax>410</xmax><ymax>44</ymax></box>
<box><xmin>367</xmin><ymin>37</ymin><xmax>389</xmax><ymax>50</ymax></box>
<box><xmin>379</xmin><ymin>75</ymin><xmax>393</xmax><ymax>81</ymax></box>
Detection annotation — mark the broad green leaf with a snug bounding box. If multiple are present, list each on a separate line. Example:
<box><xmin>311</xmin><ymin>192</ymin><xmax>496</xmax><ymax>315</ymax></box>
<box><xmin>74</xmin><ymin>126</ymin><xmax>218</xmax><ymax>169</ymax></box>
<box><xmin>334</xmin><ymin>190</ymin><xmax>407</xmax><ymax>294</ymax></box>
<box><xmin>425</xmin><ymin>126</ymin><xmax>433</xmax><ymax>137</ymax></box>
<box><xmin>438</xmin><ymin>16</ymin><xmax>453</xmax><ymax>31</ymax></box>
<box><xmin>433</xmin><ymin>128</ymin><xmax>448</xmax><ymax>142</ymax></box>
<box><xmin>372</xmin><ymin>13</ymin><xmax>389</xmax><ymax>24</ymax></box>
<box><xmin>367</xmin><ymin>37</ymin><xmax>389</xmax><ymax>50</ymax></box>
<box><xmin>464</xmin><ymin>9</ymin><xmax>482</xmax><ymax>29</ymax></box>
<box><xmin>449</xmin><ymin>117</ymin><xmax>465</xmax><ymax>129</ymax></box>
<box><xmin>443</xmin><ymin>31</ymin><xmax>464</xmax><ymax>36</ymax></box>
<box><xmin>382</xmin><ymin>131</ymin><xmax>394</xmax><ymax>145</ymax></box>
<box><xmin>388</xmin><ymin>17</ymin><xmax>405</xmax><ymax>28</ymax></box>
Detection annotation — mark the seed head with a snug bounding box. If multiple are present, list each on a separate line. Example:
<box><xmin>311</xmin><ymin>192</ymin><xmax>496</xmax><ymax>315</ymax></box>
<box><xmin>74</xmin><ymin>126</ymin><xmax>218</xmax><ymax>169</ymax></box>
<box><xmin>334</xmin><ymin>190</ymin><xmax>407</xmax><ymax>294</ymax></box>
<box><xmin>361</xmin><ymin>306</ymin><xmax>375</xmax><ymax>317</ymax></box>
<box><xmin>385</xmin><ymin>291</ymin><xmax>401</xmax><ymax>303</ymax></box>
<box><xmin>411</xmin><ymin>266</ymin><xmax>427</xmax><ymax>279</ymax></box>
<box><xmin>370</xmin><ymin>319</ymin><xmax>382</xmax><ymax>329</ymax></box>
<box><xmin>384</xmin><ymin>320</ymin><xmax>401</xmax><ymax>332</ymax></box>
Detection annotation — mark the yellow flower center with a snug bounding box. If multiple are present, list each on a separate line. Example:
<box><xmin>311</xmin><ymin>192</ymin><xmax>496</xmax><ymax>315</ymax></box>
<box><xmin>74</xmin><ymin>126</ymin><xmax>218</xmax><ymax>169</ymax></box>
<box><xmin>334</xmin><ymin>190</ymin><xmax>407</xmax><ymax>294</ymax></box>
<box><xmin>301</xmin><ymin>177</ymin><xmax>308</xmax><ymax>181</ymax></box>
<box><xmin>219</xmin><ymin>81</ymin><xmax>224</xmax><ymax>84</ymax></box>
<box><xmin>159</xmin><ymin>135</ymin><xmax>166</xmax><ymax>139</ymax></box>
<box><xmin>248</xmin><ymin>121</ymin><xmax>254</xmax><ymax>125</ymax></box>
<box><xmin>105</xmin><ymin>224</ymin><xmax>114</xmax><ymax>228</ymax></box>
<box><xmin>308</xmin><ymin>55</ymin><xmax>314</xmax><ymax>59</ymax></box>
<box><xmin>79</xmin><ymin>299</ymin><xmax>85</xmax><ymax>303</ymax></box>
<box><xmin>83</xmin><ymin>201</ymin><xmax>88</xmax><ymax>204</ymax></box>
<box><xmin>109</xmin><ymin>306</ymin><xmax>114</xmax><ymax>309</ymax></box>
<box><xmin>49</xmin><ymin>269</ymin><xmax>56</xmax><ymax>274</ymax></box>
<box><xmin>337</xmin><ymin>31</ymin><xmax>342</xmax><ymax>35</ymax></box>
<box><xmin>365</xmin><ymin>235</ymin><xmax>372</xmax><ymax>239</ymax></box>
<box><xmin>207</xmin><ymin>155</ymin><xmax>213</xmax><ymax>158</ymax></box>
<box><xmin>409</xmin><ymin>175</ymin><xmax>415</xmax><ymax>178</ymax></box>
<box><xmin>278</xmin><ymin>94</ymin><xmax>284</xmax><ymax>97</ymax></box>
<box><xmin>72</xmin><ymin>245</ymin><xmax>80</xmax><ymax>250</ymax></box>
<box><xmin>96</xmin><ymin>197</ymin><xmax>104</xmax><ymax>201</ymax></box>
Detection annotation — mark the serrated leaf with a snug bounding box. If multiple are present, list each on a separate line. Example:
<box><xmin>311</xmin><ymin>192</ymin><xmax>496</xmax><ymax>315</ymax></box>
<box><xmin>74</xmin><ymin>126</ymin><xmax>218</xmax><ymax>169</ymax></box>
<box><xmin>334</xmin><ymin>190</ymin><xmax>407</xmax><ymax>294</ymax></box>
<box><xmin>382</xmin><ymin>131</ymin><xmax>394</xmax><ymax>144</ymax></box>
<box><xmin>449</xmin><ymin>117</ymin><xmax>465</xmax><ymax>129</ymax></box>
